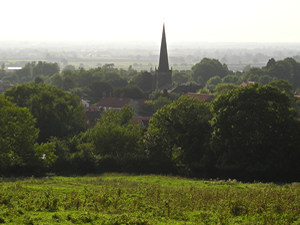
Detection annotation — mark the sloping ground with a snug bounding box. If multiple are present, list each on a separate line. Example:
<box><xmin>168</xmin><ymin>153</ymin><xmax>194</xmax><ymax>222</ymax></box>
<box><xmin>0</xmin><ymin>174</ymin><xmax>299</xmax><ymax>224</ymax></box>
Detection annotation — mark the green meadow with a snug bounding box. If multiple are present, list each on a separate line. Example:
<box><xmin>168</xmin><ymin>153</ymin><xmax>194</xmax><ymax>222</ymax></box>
<box><xmin>0</xmin><ymin>174</ymin><xmax>299</xmax><ymax>224</ymax></box>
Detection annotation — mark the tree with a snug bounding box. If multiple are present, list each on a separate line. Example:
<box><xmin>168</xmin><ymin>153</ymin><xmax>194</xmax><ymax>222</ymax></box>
<box><xmin>205</xmin><ymin>76</ymin><xmax>222</xmax><ymax>91</ymax></box>
<box><xmin>62</xmin><ymin>77</ymin><xmax>76</xmax><ymax>90</ymax></box>
<box><xmin>32</xmin><ymin>61</ymin><xmax>59</xmax><ymax>78</ymax></box>
<box><xmin>114</xmin><ymin>86</ymin><xmax>146</xmax><ymax>99</ymax></box>
<box><xmin>14</xmin><ymin>61</ymin><xmax>59</xmax><ymax>84</ymax></box>
<box><xmin>16</xmin><ymin>63</ymin><xmax>32</xmax><ymax>83</ymax></box>
<box><xmin>222</xmin><ymin>75</ymin><xmax>241</xmax><ymax>84</ymax></box>
<box><xmin>1</xmin><ymin>63</ymin><xmax>5</xmax><ymax>70</ymax></box>
<box><xmin>149</xmin><ymin>89</ymin><xmax>179</xmax><ymax>101</ymax></box>
<box><xmin>211</xmin><ymin>84</ymin><xmax>300</xmax><ymax>180</ymax></box>
<box><xmin>132</xmin><ymin>71</ymin><xmax>154</xmax><ymax>92</ymax></box>
<box><xmin>48</xmin><ymin>73</ymin><xmax>63</xmax><ymax>89</ymax></box>
<box><xmin>0</xmin><ymin>96</ymin><xmax>56</xmax><ymax>175</ymax></box>
<box><xmin>140</xmin><ymin>96</ymin><xmax>172</xmax><ymax>115</ymax></box>
<box><xmin>89</xmin><ymin>81</ymin><xmax>113</xmax><ymax>103</ymax></box>
<box><xmin>192</xmin><ymin>58</ymin><xmax>229</xmax><ymax>85</ymax></box>
<box><xmin>213</xmin><ymin>83</ymin><xmax>237</xmax><ymax>96</ymax></box>
<box><xmin>268</xmin><ymin>79</ymin><xmax>294</xmax><ymax>98</ymax></box>
<box><xmin>86</xmin><ymin>105</ymin><xmax>143</xmax><ymax>158</ymax></box>
<box><xmin>266</xmin><ymin>59</ymin><xmax>292</xmax><ymax>81</ymax></box>
<box><xmin>5</xmin><ymin>83</ymin><xmax>86</xmax><ymax>142</ymax></box>
<box><xmin>266</xmin><ymin>58</ymin><xmax>276</xmax><ymax>68</ymax></box>
<box><xmin>258</xmin><ymin>75</ymin><xmax>274</xmax><ymax>85</ymax></box>
<box><xmin>34</xmin><ymin>76</ymin><xmax>44</xmax><ymax>84</ymax></box>
<box><xmin>172</xmin><ymin>70</ymin><xmax>190</xmax><ymax>85</ymax></box>
<box><xmin>102</xmin><ymin>72</ymin><xmax>127</xmax><ymax>89</ymax></box>
<box><xmin>263</xmin><ymin>58</ymin><xmax>300</xmax><ymax>88</ymax></box>
<box><xmin>241</xmin><ymin>67</ymin><xmax>265</xmax><ymax>82</ymax></box>
<box><xmin>144</xmin><ymin>96</ymin><xmax>212</xmax><ymax>175</ymax></box>
<box><xmin>63</xmin><ymin>65</ymin><xmax>76</xmax><ymax>71</ymax></box>
<box><xmin>0</xmin><ymin>95</ymin><xmax>38</xmax><ymax>173</ymax></box>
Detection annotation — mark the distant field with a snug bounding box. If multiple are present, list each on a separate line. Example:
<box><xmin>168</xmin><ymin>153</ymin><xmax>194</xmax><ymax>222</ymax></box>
<box><xmin>68</xmin><ymin>61</ymin><xmax>156</xmax><ymax>71</ymax></box>
<box><xmin>0</xmin><ymin>174</ymin><xmax>299</xmax><ymax>224</ymax></box>
<box><xmin>68</xmin><ymin>61</ymin><xmax>194</xmax><ymax>71</ymax></box>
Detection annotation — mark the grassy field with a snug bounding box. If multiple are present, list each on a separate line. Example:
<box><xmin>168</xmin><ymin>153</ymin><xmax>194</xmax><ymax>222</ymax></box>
<box><xmin>0</xmin><ymin>174</ymin><xmax>299</xmax><ymax>224</ymax></box>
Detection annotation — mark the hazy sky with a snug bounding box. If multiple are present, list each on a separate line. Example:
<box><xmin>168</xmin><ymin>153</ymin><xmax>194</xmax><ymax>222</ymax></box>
<box><xmin>1</xmin><ymin>0</ymin><xmax>300</xmax><ymax>44</ymax></box>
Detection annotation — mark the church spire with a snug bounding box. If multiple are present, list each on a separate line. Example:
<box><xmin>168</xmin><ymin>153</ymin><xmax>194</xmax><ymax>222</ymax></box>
<box><xmin>158</xmin><ymin>24</ymin><xmax>170</xmax><ymax>72</ymax></box>
<box><xmin>155</xmin><ymin>23</ymin><xmax>172</xmax><ymax>90</ymax></box>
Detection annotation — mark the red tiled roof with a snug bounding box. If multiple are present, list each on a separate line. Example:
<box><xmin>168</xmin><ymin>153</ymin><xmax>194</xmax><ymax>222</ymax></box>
<box><xmin>132</xmin><ymin>117</ymin><xmax>152</xmax><ymax>126</ymax></box>
<box><xmin>186</xmin><ymin>93</ymin><xmax>214</xmax><ymax>102</ymax></box>
<box><xmin>132</xmin><ymin>117</ymin><xmax>152</xmax><ymax>122</ymax></box>
<box><xmin>294</xmin><ymin>94</ymin><xmax>300</xmax><ymax>99</ymax></box>
<box><xmin>97</xmin><ymin>97</ymin><xmax>131</xmax><ymax>108</ymax></box>
<box><xmin>240</xmin><ymin>81</ymin><xmax>256</xmax><ymax>87</ymax></box>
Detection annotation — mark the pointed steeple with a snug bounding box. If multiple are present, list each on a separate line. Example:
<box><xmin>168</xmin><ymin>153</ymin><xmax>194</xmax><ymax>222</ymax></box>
<box><xmin>158</xmin><ymin>24</ymin><xmax>170</xmax><ymax>72</ymax></box>
<box><xmin>154</xmin><ymin>23</ymin><xmax>172</xmax><ymax>90</ymax></box>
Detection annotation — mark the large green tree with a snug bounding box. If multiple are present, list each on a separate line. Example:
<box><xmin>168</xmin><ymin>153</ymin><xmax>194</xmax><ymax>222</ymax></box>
<box><xmin>172</xmin><ymin>70</ymin><xmax>190</xmax><ymax>85</ymax></box>
<box><xmin>140</xmin><ymin>96</ymin><xmax>172</xmax><ymax>116</ymax></box>
<box><xmin>14</xmin><ymin>61</ymin><xmax>60</xmax><ymax>83</ymax></box>
<box><xmin>211</xmin><ymin>84</ymin><xmax>300</xmax><ymax>180</ymax></box>
<box><xmin>132</xmin><ymin>71</ymin><xmax>154</xmax><ymax>92</ymax></box>
<box><xmin>114</xmin><ymin>86</ymin><xmax>146</xmax><ymax>99</ymax></box>
<box><xmin>265</xmin><ymin>58</ymin><xmax>300</xmax><ymax>85</ymax></box>
<box><xmin>192</xmin><ymin>58</ymin><xmax>229</xmax><ymax>85</ymax></box>
<box><xmin>5</xmin><ymin>83</ymin><xmax>86</xmax><ymax>142</ymax></box>
<box><xmin>205</xmin><ymin>76</ymin><xmax>222</xmax><ymax>91</ymax></box>
<box><xmin>242</xmin><ymin>58</ymin><xmax>300</xmax><ymax>88</ymax></box>
<box><xmin>89</xmin><ymin>81</ymin><xmax>113</xmax><ymax>103</ymax></box>
<box><xmin>0</xmin><ymin>96</ymin><xmax>56</xmax><ymax>175</ymax></box>
<box><xmin>32</xmin><ymin>61</ymin><xmax>60</xmax><ymax>78</ymax></box>
<box><xmin>213</xmin><ymin>83</ymin><xmax>238</xmax><ymax>96</ymax></box>
<box><xmin>0</xmin><ymin>96</ymin><xmax>38</xmax><ymax>173</ymax></box>
<box><xmin>86</xmin><ymin>105</ymin><xmax>143</xmax><ymax>158</ymax></box>
<box><xmin>144</xmin><ymin>96</ymin><xmax>212</xmax><ymax>175</ymax></box>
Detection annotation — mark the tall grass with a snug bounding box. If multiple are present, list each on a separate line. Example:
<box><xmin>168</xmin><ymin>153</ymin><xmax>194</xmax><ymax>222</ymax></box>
<box><xmin>0</xmin><ymin>174</ymin><xmax>299</xmax><ymax>224</ymax></box>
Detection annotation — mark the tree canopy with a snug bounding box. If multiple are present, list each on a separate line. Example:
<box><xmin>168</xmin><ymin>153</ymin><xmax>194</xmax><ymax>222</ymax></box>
<box><xmin>86</xmin><ymin>105</ymin><xmax>144</xmax><ymax>158</ymax></box>
<box><xmin>205</xmin><ymin>76</ymin><xmax>222</xmax><ymax>91</ymax></box>
<box><xmin>131</xmin><ymin>71</ymin><xmax>154</xmax><ymax>92</ymax></box>
<box><xmin>0</xmin><ymin>95</ymin><xmax>56</xmax><ymax>175</ymax></box>
<box><xmin>211</xmin><ymin>84</ymin><xmax>300</xmax><ymax>180</ymax></box>
<box><xmin>192</xmin><ymin>58</ymin><xmax>229</xmax><ymax>85</ymax></box>
<box><xmin>114</xmin><ymin>86</ymin><xmax>146</xmax><ymax>99</ymax></box>
<box><xmin>5</xmin><ymin>83</ymin><xmax>86</xmax><ymax>142</ymax></box>
<box><xmin>144</xmin><ymin>95</ymin><xmax>212</xmax><ymax>175</ymax></box>
<box><xmin>0</xmin><ymin>96</ymin><xmax>38</xmax><ymax>173</ymax></box>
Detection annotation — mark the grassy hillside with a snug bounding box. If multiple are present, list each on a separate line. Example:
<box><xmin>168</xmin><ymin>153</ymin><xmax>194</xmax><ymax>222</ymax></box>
<box><xmin>0</xmin><ymin>174</ymin><xmax>299</xmax><ymax>224</ymax></box>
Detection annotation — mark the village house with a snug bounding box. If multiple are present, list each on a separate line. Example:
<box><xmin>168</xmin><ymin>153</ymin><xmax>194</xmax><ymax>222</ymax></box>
<box><xmin>185</xmin><ymin>92</ymin><xmax>214</xmax><ymax>102</ymax></box>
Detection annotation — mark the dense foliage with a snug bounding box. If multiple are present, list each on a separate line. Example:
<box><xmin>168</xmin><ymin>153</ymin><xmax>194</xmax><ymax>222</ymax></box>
<box><xmin>1</xmin><ymin>58</ymin><xmax>300</xmax><ymax>181</ymax></box>
<box><xmin>0</xmin><ymin>96</ymin><xmax>38</xmax><ymax>174</ymax></box>
<box><xmin>87</xmin><ymin>106</ymin><xmax>143</xmax><ymax>158</ymax></box>
<box><xmin>192</xmin><ymin>58</ymin><xmax>229</xmax><ymax>85</ymax></box>
<box><xmin>0</xmin><ymin>95</ymin><xmax>56</xmax><ymax>175</ymax></box>
<box><xmin>5</xmin><ymin>83</ymin><xmax>86</xmax><ymax>142</ymax></box>
<box><xmin>50</xmin><ymin>105</ymin><xmax>146</xmax><ymax>175</ymax></box>
<box><xmin>1</xmin><ymin>61</ymin><xmax>59</xmax><ymax>84</ymax></box>
<box><xmin>211</xmin><ymin>84</ymin><xmax>300</xmax><ymax>180</ymax></box>
<box><xmin>241</xmin><ymin>58</ymin><xmax>300</xmax><ymax>90</ymax></box>
<box><xmin>145</xmin><ymin>96</ymin><xmax>212</xmax><ymax>175</ymax></box>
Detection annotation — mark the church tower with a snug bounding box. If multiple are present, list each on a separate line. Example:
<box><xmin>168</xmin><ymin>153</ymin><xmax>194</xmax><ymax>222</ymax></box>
<box><xmin>155</xmin><ymin>24</ymin><xmax>172</xmax><ymax>89</ymax></box>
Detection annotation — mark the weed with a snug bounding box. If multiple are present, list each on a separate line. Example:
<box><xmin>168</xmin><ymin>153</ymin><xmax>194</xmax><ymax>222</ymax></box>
<box><xmin>0</xmin><ymin>174</ymin><xmax>299</xmax><ymax>224</ymax></box>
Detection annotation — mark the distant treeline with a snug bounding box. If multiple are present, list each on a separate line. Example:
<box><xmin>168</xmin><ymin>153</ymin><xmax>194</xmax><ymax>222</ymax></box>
<box><xmin>2</xmin><ymin>57</ymin><xmax>300</xmax><ymax>99</ymax></box>
<box><xmin>1</xmin><ymin>81</ymin><xmax>300</xmax><ymax>181</ymax></box>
